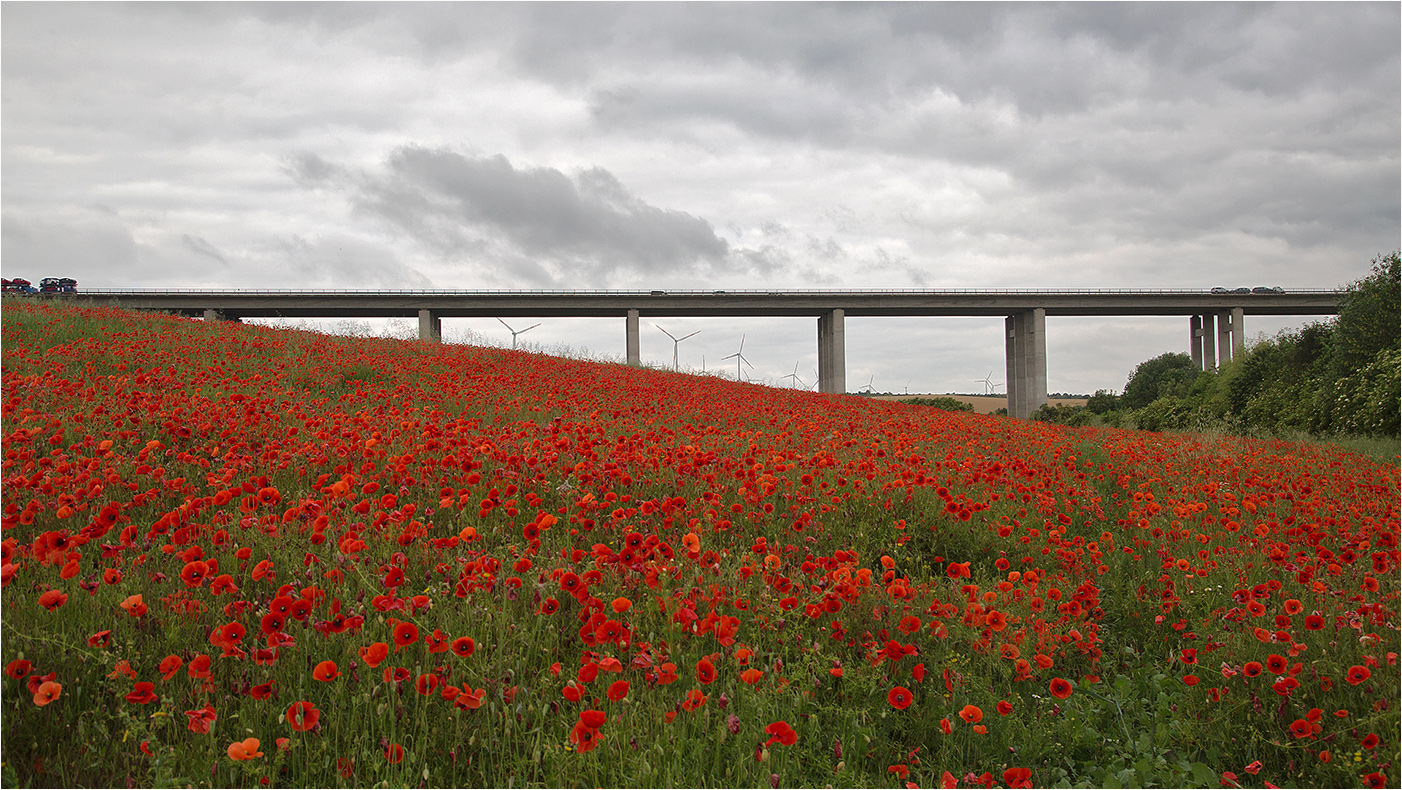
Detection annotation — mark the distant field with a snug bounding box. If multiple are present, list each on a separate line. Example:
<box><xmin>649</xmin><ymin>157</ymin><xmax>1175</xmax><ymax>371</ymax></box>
<box><xmin>870</xmin><ymin>394</ymin><xmax>1089</xmax><ymax>414</ymax></box>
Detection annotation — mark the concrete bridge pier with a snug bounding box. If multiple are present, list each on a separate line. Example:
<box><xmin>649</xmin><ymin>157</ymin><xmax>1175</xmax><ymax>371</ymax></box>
<box><xmin>1217</xmin><ymin>310</ymin><xmax>1234</xmax><ymax>365</ymax></box>
<box><xmin>1191</xmin><ymin>308</ymin><xmax>1245</xmax><ymax>370</ymax></box>
<box><xmin>1004</xmin><ymin>308</ymin><xmax>1047</xmax><ymax>419</ymax></box>
<box><xmin>203</xmin><ymin>308</ymin><xmax>240</xmax><ymax>323</ymax></box>
<box><xmin>418</xmin><ymin>309</ymin><xmax>441</xmax><ymax>343</ymax></box>
<box><xmin>626</xmin><ymin>309</ymin><xmax>641</xmax><ymax>365</ymax></box>
<box><xmin>817</xmin><ymin>309</ymin><xmax>846</xmax><ymax>393</ymax></box>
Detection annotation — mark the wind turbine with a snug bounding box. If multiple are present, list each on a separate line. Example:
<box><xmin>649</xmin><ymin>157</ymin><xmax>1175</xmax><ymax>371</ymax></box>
<box><xmin>974</xmin><ymin>371</ymin><xmax>1004</xmax><ymax>395</ymax></box>
<box><xmin>497</xmin><ymin>318</ymin><xmax>541</xmax><ymax>349</ymax></box>
<box><xmin>780</xmin><ymin>361</ymin><xmax>807</xmax><ymax>389</ymax></box>
<box><xmin>858</xmin><ymin>374</ymin><xmax>876</xmax><ymax>394</ymax></box>
<box><xmin>655</xmin><ymin>325</ymin><xmax>700</xmax><ymax>371</ymax></box>
<box><xmin>722</xmin><ymin>335</ymin><xmax>754</xmax><ymax>382</ymax></box>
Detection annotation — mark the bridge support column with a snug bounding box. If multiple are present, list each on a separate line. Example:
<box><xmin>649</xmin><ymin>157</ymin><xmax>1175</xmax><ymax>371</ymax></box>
<box><xmin>1201</xmin><ymin>313</ymin><xmax>1216</xmax><ymax>370</ymax></box>
<box><xmin>1189</xmin><ymin>316</ymin><xmax>1204</xmax><ymax>370</ymax></box>
<box><xmin>1231</xmin><ymin>307</ymin><xmax>1244</xmax><ymax>358</ymax></box>
<box><xmin>418</xmin><ymin>309</ymin><xmax>441</xmax><ymax>343</ymax></box>
<box><xmin>817</xmin><ymin>309</ymin><xmax>845</xmax><ymax>393</ymax></box>
<box><xmin>202</xmin><ymin>309</ymin><xmax>240</xmax><ymax>323</ymax></box>
<box><xmin>626</xmin><ymin>309</ymin><xmax>640</xmax><ymax>366</ymax></box>
<box><xmin>1217</xmin><ymin>311</ymin><xmax>1233</xmax><ymax>365</ymax></box>
<box><xmin>1004</xmin><ymin>309</ymin><xmax>1047</xmax><ymax>418</ymax></box>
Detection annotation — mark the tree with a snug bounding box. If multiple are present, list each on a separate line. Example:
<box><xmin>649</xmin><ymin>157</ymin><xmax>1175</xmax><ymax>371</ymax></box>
<box><xmin>1330</xmin><ymin>251</ymin><xmax>1401</xmax><ymax>381</ymax></box>
<box><xmin>1121</xmin><ymin>352</ymin><xmax>1199</xmax><ymax>410</ymax></box>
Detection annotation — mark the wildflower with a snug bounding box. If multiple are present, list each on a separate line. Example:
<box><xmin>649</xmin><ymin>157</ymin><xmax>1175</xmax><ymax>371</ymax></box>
<box><xmin>764</xmin><ymin>721</ymin><xmax>797</xmax><ymax>747</ymax></box>
<box><xmin>125</xmin><ymin>681</ymin><xmax>159</xmax><ymax>705</ymax></box>
<box><xmin>695</xmin><ymin>658</ymin><xmax>717</xmax><ymax>685</ymax></box>
<box><xmin>185</xmin><ymin>705</ymin><xmax>217</xmax><ymax>734</ymax></box>
<box><xmin>359</xmin><ymin>642</ymin><xmax>389</xmax><ymax>668</ymax></box>
<box><xmin>1003</xmin><ymin>767</ymin><xmax>1033</xmax><ymax>788</ymax></box>
<box><xmin>606</xmin><ymin>680</ymin><xmax>629</xmax><ymax>701</ymax></box>
<box><xmin>996</xmin><ymin>700</ymin><xmax>1013</xmax><ymax>716</ymax></box>
<box><xmin>32</xmin><ymin>680</ymin><xmax>61</xmax><ymax>707</ymax></box>
<box><xmin>287</xmin><ymin>701</ymin><xmax>320</xmax><ymax>731</ymax></box>
<box><xmin>959</xmin><ymin>704</ymin><xmax>983</xmax><ymax>724</ymax></box>
<box><xmin>451</xmin><ymin>636</ymin><xmax>476</xmax><ymax>657</ymax></box>
<box><xmin>393</xmin><ymin>622</ymin><xmax>419</xmax><ymax>651</ymax></box>
<box><xmin>1049</xmin><ymin>678</ymin><xmax>1073</xmax><ymax>699</ymax></box>
<box><xmin>888</xmin><ymin>686</ymin><xmax>913</xmax><ymax>710</ymax></box>
<box><xmin>1346</xmin><ymin>665</ymin><xmax>1371</xmax><ymax>685</ymax></box>
<box><xmin>37</xmin><ymin>589</ymin><xmax>67</xmax><ymax>611</ymax></box>
<box><xmin>120</xmin><ymin>594</ymin><xmax>147</xmax><ymax>617</ymax></box>
<box><xmin>384</xmin><ymin>743</ymin><xmax>404</xmax><ymax>764</ymax></box>
<box><xmin>313</xmin><ymin>660</ymin><xmax>339</xmax><ymax>682</ymax></box>
<box><xmin>6</xmin><ymin>659</ymin><xmax>32</xmax><ymax>679</ymax></box>
<box><xmin>227</xmin><ymin>738</ymin><xmax>263</xmax><ymax>761</ymax></box>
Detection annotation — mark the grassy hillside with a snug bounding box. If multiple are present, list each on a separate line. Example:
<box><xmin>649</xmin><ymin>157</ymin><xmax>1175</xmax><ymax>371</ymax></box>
<box><xmin>2</xmin><ymin>300</ymin><xmax>1397</xmax><ymax>788</ymax></box>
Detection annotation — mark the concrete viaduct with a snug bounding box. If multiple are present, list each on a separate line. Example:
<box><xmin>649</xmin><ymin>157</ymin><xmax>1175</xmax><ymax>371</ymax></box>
<box><xmin>73</xmin><ymin>289</ymin><xmax>1340</xmax><ymax>418</ymax></box>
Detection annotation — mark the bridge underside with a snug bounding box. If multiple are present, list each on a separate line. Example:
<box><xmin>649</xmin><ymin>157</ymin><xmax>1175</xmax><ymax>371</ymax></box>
<box><xmin>72</xmin><ymin>290</ymin><xmax>1339</xmax><ymax>420</ymax></box>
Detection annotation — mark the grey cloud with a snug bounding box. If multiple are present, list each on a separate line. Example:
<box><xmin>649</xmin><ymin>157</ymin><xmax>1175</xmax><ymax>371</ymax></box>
<box><xmin>291</xmin><ymin>145</ymin><xmax>758</xmax><ymax>286</ymax></box>
<box><xmin>181</xmin><ymin>234</ymin><xmax>227</xmax><ymax>265</ymax></box>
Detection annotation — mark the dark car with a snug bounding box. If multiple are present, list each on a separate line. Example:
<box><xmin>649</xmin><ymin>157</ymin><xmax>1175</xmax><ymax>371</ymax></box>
<box><xmin>2</xmin><ymin>278</ymin><xmax>38</xmax><ymax>294</ymax></box>
<box><xmin>39</xmin><ymin>277</ymin><xmax>78</xmax><ymax>294</ymax></box>
<box><xmin>1231</xmin><ymin>287</ymin><xmax>1251</xmax><ymax>295</ymax></box>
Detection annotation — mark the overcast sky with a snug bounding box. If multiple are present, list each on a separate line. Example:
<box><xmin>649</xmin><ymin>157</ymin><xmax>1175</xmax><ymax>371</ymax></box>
<box><xmin>4</xmin><ymin>2</ymin><xmax>1398</xmax><ymax>395</ymax></box>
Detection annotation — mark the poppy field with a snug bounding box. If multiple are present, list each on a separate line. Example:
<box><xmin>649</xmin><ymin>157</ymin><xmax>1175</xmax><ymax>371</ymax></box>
<box><xmin>1</xmin><ymin>300</ymin><xmax>1397</xmax><ymax>788</ymax></box>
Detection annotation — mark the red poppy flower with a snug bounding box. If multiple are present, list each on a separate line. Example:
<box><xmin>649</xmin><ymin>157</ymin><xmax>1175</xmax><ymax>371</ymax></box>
<box><xmin>1180</xmin><ymin>648</ymin><xmax>1197</xmax><ymax>665</ymax></box>
<box><xmin>313</xmin><ymin>660</ymin><xmax>339</xmax><ymax>682</ymax></box>
<box><xmin>764</xmin><ymin>720</ymin><xmax>797</xmax><ymax>746</ymax></box>
<box><xmin>1243</xmin><ymin>661</ymin><xmax>1263</xmax><ymax>678</ymax></box>
<box><xmin>359</xmin><ymin>642</ymin><xmax>389</xmax><ymax>668</ymax></box>
<box><xmin>1363</xmin><ymin>773</ymin><xmax>1387</xmax><ymax>789</ymax></box>
<box><xmin>681</xmin><ymin>689</ymin><xmax>708</xmax><ymax>711</ymax></box>
<box><xmin>185</xmin><ymin>705</ymin><xmax>217</xmax><ymax>734</ymax></box>
<box><xmin>911</xmin><ymin>663</ymin><xmax>927</xmax><ymax>682</ymax></box>
<box><xmin>6</xmin><ymin>659</ymin><xmax>31</xmax><ymax>679</ymax></box>
<box><xmin>416</xmin><ymin>673</ymin><xmax>439</xmax><ymax>696</ymax></box>
<box><xmin>959</xmin><ymin>704</ymin><xmax>983</xmax><ymax>724</ymax></box>
<box><xmin>37</xmin><ymin>589</ymin><xmax>67</xmax><ymax>611</ymax></box>
<box><xmin>1266</xmin><ymin>654</ymin><xmax>1288</xmax><ymax>675</ymax></box>
<box><xmin>451</xmin><ymin>636</ymin><xmax>476</xmax><ymax>657</ymax></box>
<box><xmin>251</xmin><ymin>681</ymin><xmax>273</xmax><ymax>700</ymax></box>
<box><xmin>383</xmin><ymin>667</ymin><xmax>411</xmax><ymax>683</ymax></box>
<box><xmin>1346</xmin><ymin>665</ymin><xmax>1371</xmax><ymax>685</ymax></box>
<box><xmin>125</xmin><ymin>681</ymin><xmax>159</xmax><ymax>705</ymax></box>
<box><xmin>87</xmin><ymin>630</ymin><xmax>113</xmax><ymax>648</ymax></box>
<box><xmin>740</xmin><ymin>668</ymin><xmax>763</xmax><ymax>685</ymax></box>
<box><xmin>1049</xmin><ymin>678</ymin><xmax>1073</xmax><ymax>699</ymax></box>
<box><xmin>996</xmin><ymin>700</ymin><xmax>1014</xmax><ymax>716</ymax></box>
<box><xmin>695</xmin><ymin>658</ymin><xmax>716</xmax><ymax>685</ymax></box>
<box><xmin>569</xmin><ymin>720</ymin><xmax>600</xmax><ymax>753</ymax></box>
<box><xmin>1003</xmin><ymin>767</ymin><xmax>1033</xmax><ymax>789</ymax></box>
<box><xmin>424</xmin><ymin>629</ymin><xmax>450</xmax><ymax>653</ymax></box>
<box><xmin>1304</xmin><ymin>614</ymin><xmax>1325</xmax><ymax>630</ymax></box>
<box><xmin>284</xmin><ymin>701</ymin><xmax>321</xmax><ymax>735</ymax></box>
<box><xmin>606</xmin><ymin>680</ymin><xmax>629</xmax><ymax>701</ymax></box>
<box><xmin>1361</xmin><ymin>733</ymin><xmax>1380</xmax><ymax>750</ymax></box>
<box><xmin>888</xmin><ymin>686</ymin><xmax>913</xmax><ymax>710</ymax></box>
<box><xmin>179</xmin><ymin>560</ymin><xmax>209</xmax><ymax>587</ymax></box>
<box><xmin>384</xmin><ymin>743</ymin><xmax>404</xmax><ymax>764</ymax></box>
<box><xmin>393</xmin><ymin>622</ymin><xmax>419</xmax><ymax>651</ymax></box>
<box><xmin>580</xmin><ymin>709</ymin><xmax>607</xmax><ymax>729</ymax></box>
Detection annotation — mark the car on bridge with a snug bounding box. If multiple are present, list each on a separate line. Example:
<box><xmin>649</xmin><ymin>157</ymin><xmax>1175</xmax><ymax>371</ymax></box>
<box><xmin>39</xmin><ymin>278</ymin><xmax>78</xmax><ymax>294</ymax></box>
<box><xmin>2</xmin><ymin>278</ymin><xmax>38</xmax><ymax>294</ymax></box>
<box><xmin>1252</xmin><ymin>286</ymin><xmax>1285</xmax><ymax>294</ymax></box>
